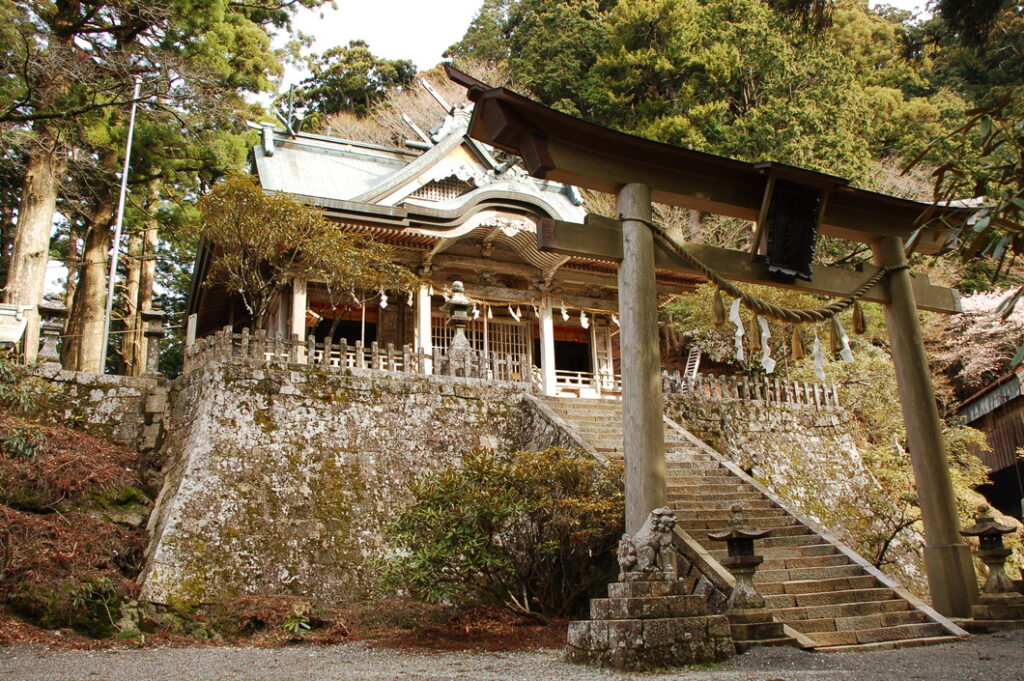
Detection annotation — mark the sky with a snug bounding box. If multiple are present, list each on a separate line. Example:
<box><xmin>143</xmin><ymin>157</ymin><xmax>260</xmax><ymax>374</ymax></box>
<box><xmin>282</xmin><ymin>0</ymin><xmax>933</xmax><ymax>89</ymax></box>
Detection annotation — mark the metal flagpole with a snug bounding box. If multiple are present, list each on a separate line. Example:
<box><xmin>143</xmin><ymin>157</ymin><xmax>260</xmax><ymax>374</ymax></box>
<box><xmin>99</xmin><ymin>77</ymin><xmax>142</xmax><ymax>374</ymax></box>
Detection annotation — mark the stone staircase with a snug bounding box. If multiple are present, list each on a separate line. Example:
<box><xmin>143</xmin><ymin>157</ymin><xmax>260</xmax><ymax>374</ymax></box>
<box><xmin>544</xmin><ymin>397</ymin><xmax>968</xmax><ymax>652</ymax></box>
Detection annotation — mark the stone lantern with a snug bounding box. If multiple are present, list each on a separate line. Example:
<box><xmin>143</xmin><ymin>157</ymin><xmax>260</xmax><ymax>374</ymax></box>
<box><xmin>36</xmin><ymin>301</ymin><xmax>67</xmax><ymax>369</ymax></box>
<box><xmin>960</xmin><ymin>504</ymin><xmax>1024</xmax><ymax>623</ymax></box>
<box><xmin>708</xmin><ymin>505</ymin><xmax>771</xmax><ymax>611</ymax></box>
<box><xmin>707</xmin><ymin>505</ymin><xmax>795</xmax><ymax>651</ymax></box>
<box><xmin>440</xmin><ymin>281</ymin><xmax>473</xmax><ymax>375</ymax></box>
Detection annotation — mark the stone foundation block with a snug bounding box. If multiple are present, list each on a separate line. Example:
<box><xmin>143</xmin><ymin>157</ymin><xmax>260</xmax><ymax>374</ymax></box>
<box><xmin>568</xmin><ymin>580</ymin><xmax>735</xmax><ymax>671</ymax></box>
<box><xmin>590</xmin><ymin>595</ymin><xmax>706</xmax><ymax>620</ymax></box>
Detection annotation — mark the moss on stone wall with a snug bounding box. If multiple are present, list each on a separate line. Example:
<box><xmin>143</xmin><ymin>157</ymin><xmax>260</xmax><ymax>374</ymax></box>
<box><xmin>140</xmin><ymin>366</ymin><xmax>534</xmax><ymax>606</ymax></box>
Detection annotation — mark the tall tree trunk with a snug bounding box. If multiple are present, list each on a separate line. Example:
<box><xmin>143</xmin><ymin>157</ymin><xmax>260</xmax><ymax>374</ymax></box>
<box><xmin>137</xmin><ymin>187</ymin><xmax>159</xmax><ymax>367</ymax></box>
<box><xmin>121</xmin><ymin>229</ymin><xmax>143</xmax><ymax>375</ymax></box>
<box><xmin>122</xmin><ymin>179</ymin><xmax>160</xmax><ymax>375</ymax></box>
<box><xmin>3</xmin><ymin>125</ymin><xmax>66</xmax><ymax>362</ymax></box>
<box><xmin>62</xmin><ymin>165</ymin><xmax>115</xmax><ymax>373</ymax></box>
<box><xmin>63</xmin><ymin>227</ymin><xmax>81</xmax><ymax>326</ymax></box>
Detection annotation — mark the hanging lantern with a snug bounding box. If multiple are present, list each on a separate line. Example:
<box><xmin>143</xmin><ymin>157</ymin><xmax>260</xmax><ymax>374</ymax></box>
<box><xmin>712</xmin><ymin>290</ymin><xmax>727</xmax><ymax>327</ymax></box>
<box><xmin>852</xmin><ymin>301</ymin><xmax>867</xmax><ymax>335</ymax></box>
<box><xmin>790</xmin><ymin>326</ymin><xmax>805</xmax><ymax>361</ymax></box>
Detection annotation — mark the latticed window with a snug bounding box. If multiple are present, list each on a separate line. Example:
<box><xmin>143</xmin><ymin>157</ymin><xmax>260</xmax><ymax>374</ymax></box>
<box><xmin>431</xmin><ymin>317</ymin><xmax>530</xmax><ymax>360</ymax></box>
<box><xmin>409</xmin><ymin>176</ymin><xmax>475</xmax><ymax>202</ymax></box>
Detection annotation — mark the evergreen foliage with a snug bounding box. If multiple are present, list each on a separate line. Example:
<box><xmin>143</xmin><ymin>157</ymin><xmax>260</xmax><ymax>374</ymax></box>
<box><xmin>380</xmin><ymin>447</ymin><xmax>624</xmax><ymax>618</ymax></box>
<box><xmin>193</xmin><ymin>175</ymin><xmax>415</xmax><ymax>329</ymax></box>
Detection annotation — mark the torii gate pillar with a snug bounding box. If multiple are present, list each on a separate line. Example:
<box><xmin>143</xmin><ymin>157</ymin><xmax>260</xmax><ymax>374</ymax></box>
<box><xmin>874</xmin><ymin>236</ymin><xmax>978</xmax><ymax>617</ymax></box>
<box><xmin>618</xmin><ymin>183</ymin><xmax>667</xmax><ymax>534</ymax></box>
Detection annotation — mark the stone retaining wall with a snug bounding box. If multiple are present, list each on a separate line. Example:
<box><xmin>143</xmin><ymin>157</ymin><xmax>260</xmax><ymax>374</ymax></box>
<box><xmin>138</xmin><ymin>363</ymin><xmax>547</xmax><ymax>605</ymax></box>
<box><xmin>664</xmin><ymin>395</ymin><xmax>873</xmax><ymax>544</ymax></box>
<box><xmin>32</xmin><ymin>365</ymin><xmax>167</xmax><ymax>453</ymax></box>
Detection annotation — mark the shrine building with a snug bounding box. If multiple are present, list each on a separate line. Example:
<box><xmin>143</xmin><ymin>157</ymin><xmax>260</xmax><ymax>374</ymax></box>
<box><xmin>186</xmin><ymin>105</ymin><xmax>703</xmax><ymax>397</ymax></box>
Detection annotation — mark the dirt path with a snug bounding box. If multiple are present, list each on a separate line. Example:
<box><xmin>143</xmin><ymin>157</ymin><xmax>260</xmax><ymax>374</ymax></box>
<box><xmin>0</xmin><ymin>630</ymin><xmax>1021</xmax><ymax>681</ymax></box>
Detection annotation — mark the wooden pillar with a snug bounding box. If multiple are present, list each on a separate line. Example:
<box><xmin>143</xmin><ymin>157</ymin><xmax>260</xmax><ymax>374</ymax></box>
<box><xmin>416</xmin><ymin>283</ymin><xmax>433</xmax><ymax>373</ymax></box>
<box><xmin>539</xmin><ymin>296</ymin><xmax>557</xmax><ymax>396</ymax></box>
<box><xmin>618</xmin><ymin>183</ymin><xmax>666</xmax><ymax>534</ymax></box>
<box><xmin>290</xmin><ymin>278</ymin><xmax>307</xmax><ymax>363</ymax></box>
<box><xmin>874</xmin><ymin>236</ymin><xmax>978</xmax><ymax>617</ymax></box>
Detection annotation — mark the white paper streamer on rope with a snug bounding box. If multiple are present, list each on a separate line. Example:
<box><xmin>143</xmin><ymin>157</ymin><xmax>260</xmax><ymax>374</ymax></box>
<box><xmin>487</xmin><ymin>306</ymin><xmax>493</xmax><ymax>319</ymax></box>
<box><xmin>471</xmin><ymin>303</ymin><xmax>479</xmax><ymax>320</ymax></box>
<box><xmin>378</xmin><ymin>290</ymin><xmax>388</xmax><ymax>309</ymax></box>
<box><xmin>611</xmin><ymin>314</ymin><xmax>620</xmax><ymax>327</ymax></box>
<box><xmin>509</xmin><ymin>305</ymin><xmax>521</xmax><ymax>322</ymax></box>
<box><xmin>729</xmin><ymin>298</ymin><xmax>745</xmax><ymax>362</ymax></box>
<box><xmin>758</xmin><ymin>316</ymin><xmax>776</xmax><ymax>374</ymax></box>
<box><xmin>531</xmin><ymin>303</ymin><xmax>539</xmax><ymax>318</ymax></box>
<box><xmin>812</xmin><ymin>330</ymin><xmax>826</xmax><ymax>382</ymax></box>
<box><xmin>406</xmin><ymin>290</ymin><xmax>414</xmax><ymax>307</ymax></box>
<box><xmin>836</xmin><ymin>319</ymin><xmax>854</xmax><ymax>363</ymax></box>
<box><xmin>580</xmin><ymin>310</ymin><xmax>590</xmax><ymax>329</ymax></box>
<box><xmin>561</xmin><ymin>306</ymin><xmax>569</xmax><ymax>321</ymax></box>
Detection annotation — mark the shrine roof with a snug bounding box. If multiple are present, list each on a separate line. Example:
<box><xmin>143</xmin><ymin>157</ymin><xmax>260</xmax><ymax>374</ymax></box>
<box><xmin>252</xmin><ymin>127</ymin><xmax>413</xmax><ymax>202</ymax></box>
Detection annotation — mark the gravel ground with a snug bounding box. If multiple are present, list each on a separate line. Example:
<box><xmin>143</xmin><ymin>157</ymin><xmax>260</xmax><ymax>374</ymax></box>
<box><xmin>1</xmin><ymin>630</ymin><xmax>1022</xmax><ymax>681</ymax></box>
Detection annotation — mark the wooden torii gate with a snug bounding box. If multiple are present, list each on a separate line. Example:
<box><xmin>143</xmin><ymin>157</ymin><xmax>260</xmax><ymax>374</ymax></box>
<box><xmin>446</xmin><ymin>66</ymin><xmax>979</xmax><ymax>618</ymax></box>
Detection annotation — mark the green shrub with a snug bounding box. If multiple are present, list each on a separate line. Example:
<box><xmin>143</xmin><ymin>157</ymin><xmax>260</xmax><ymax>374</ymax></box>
<box><xmin>380</xmin><ymin>447</ymin><xmax>623</xmax><ymax>618</ymax></box>
<box><xmin>0</xmin><ymin>350</ymin><xmax>46</xmax><ymax>416</ymax></box>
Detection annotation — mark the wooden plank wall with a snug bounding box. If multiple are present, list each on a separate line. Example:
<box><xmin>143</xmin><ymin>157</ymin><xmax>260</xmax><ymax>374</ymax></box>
<box><xmin>974</xmin><ymin>402</ymin><xmax>1024</xmax><ymax>473</ymax></box>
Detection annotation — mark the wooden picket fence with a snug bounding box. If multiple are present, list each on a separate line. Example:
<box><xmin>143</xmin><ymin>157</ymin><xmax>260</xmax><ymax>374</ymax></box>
<box><xmin>185</xmin><ymin>327</ymin><xmax>839</xmax><ymax>408</ymax></box>
<box><xmin>663</xmin><ymin>370</ymin><xmax>840</xmax><ymax>408</ymax></box>
<box><xmin>184</xmin><ymin>327</ymin><xmax>531</xmax><ymax>385</ymax></box>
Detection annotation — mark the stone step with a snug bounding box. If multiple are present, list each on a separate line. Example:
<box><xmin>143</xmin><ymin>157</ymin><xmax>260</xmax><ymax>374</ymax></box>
<box><xmin>667</xmin><ymin>483</ymin><xmax>757</xmax><ymax>495</ymax></box>
<box><xmin>764</xmin><ymin>587</ymin><xmax>897</xmax><ymax>610</ymax></box>
<box><xmin>758</xmin><ymin>575</ymin><xmax>879</xmax><ymax>596</ymax></box>
<box><xmin>677</xmin><ymin>516</ymin><xmax>799</xmax><ymax>531</ymax></box>
<box><xmin>803</xmin><ymin>622</ymin><xmax>948</xmax><ymax>648</ymax></box>
<box><xmin>760</xmin><ymin>554</ymin><xmax>853</xmax><ymax>570</ymax></box>
<box><xmin>665</xmin><ymin>475</ymin><xmax>746</xmax><ymax>485</ymax></box>
<box><xmin>755</xmin><ymin>564</ymin><xmax>864</xmax><ymax>583</ymax></box>
<box><xmin>784</xmin><ymin>609</ymin><xmax>931</xmax><ymax>634</ymax></box>
<box><xmin>771</xmin><ymin>598</ymin><xmax>911</xmax><ymax>623</ymax></box>
<box><xmin>682</xmin><ymin>508</ymin><xmax>791</xmax><ymax>522</ymax></box>
<box><xmin>686</xmin><ymin>525</ymin><xmax>813</xmax><ymax>541</ymax></box>
<box><xmin>668</xmin><ymin>492</ymin><xmax>766</xmax><ymax>504</ymax></box>
<box><xmin>813</xmin><ymin>635</ymin><xmax>959</xmax><ymax>653</ymax></box>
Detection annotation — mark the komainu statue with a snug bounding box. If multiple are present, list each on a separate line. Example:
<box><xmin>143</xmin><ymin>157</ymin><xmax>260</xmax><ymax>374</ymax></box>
<box><xmin>617</xmin><ymin>507</ymin><xmax>677</xmax><ymax>581</ymax></box>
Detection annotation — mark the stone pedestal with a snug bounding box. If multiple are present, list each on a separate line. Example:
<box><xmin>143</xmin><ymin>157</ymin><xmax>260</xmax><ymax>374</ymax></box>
<box><xmin>971</xmin><ymin>592</ymin><xmax>1024</xmax><ymax>623</ymax></box>
<box><xmin>725</xmin><ymin>609</ymin><xmax>797</xmax><ymax>653</ymax></box>
<box><xmin>566</xmin><ymin>576</ymin><xmax>734</xmax><ymax>671</ymax></box>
